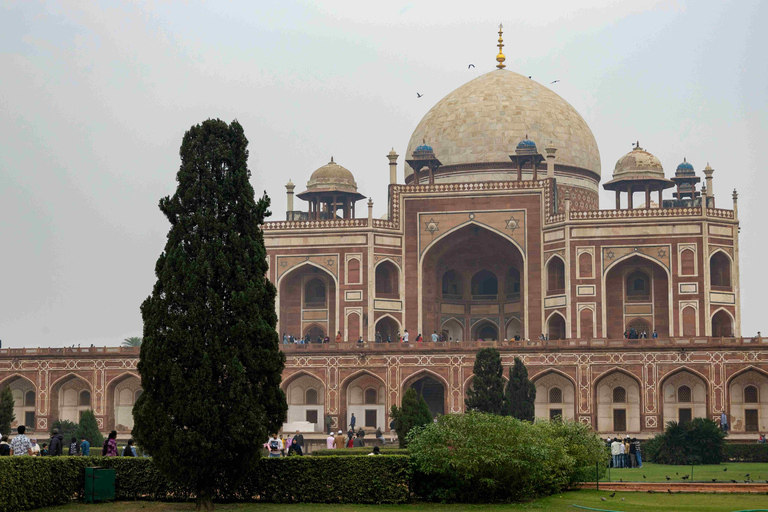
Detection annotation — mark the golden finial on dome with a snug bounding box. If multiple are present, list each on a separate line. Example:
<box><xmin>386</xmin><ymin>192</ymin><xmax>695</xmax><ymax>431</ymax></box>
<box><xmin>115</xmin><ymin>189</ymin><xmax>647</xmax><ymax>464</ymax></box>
<box><xmin>496</xmin><ymin>24</ymin><xmax>505</xmax><ymax>69</ymax></box>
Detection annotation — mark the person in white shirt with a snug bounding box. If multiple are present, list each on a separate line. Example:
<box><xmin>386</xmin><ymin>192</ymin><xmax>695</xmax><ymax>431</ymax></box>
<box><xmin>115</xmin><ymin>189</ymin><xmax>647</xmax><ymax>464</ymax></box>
<box><xmin>431</xmin><ymin>331</ymin><xmax>439</xmax><ymax>342</ymax></box>
<box><xmin>402</xmin><ymin>330</ymin><xmax>409</xmax><ymax>342</ymax></box>
<box><xmin>266</xmin><ymin>434</ymin><xmax>283</xmax><ymax>458</ymax></box>
<box><xmin>30</xmin><ymin>439</ymin><xmax>40</xmax><ymax>456</ymax></box>
<box><xmin>610</xmin><ymin>438</ymin><xmax>622</xmax><ymax>468</ymax></box>
<box><xmin>326</xmin><ymin>432</ymin><xmax>335</xmax><ymax>449</ymax></box>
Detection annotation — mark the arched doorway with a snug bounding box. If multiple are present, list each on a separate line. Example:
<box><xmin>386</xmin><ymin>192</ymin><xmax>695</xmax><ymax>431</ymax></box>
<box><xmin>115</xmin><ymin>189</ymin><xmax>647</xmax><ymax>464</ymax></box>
<box><xmin>604</xmin><ymin>255</ymin><xmax>670</xmax><ymax>338</ymax></box>
<box><xmin>472</xmin><ymin>320</ymin><xmax>498</xmax><ymax>341</ymax></box>
<box><xmin>596</xmin><ymin>371</ymin><xmax>641</xmax><ymax>433</ymax></box>
<box><xmin>441</xmin><ymin>318</ymin><xmax>464</xmax><ymax>342</ymax></box>
<box><xmin>712</xmin><ymin>310</ymin><xmax>734</xmax><ymax>337</ymax></box>
<box><xmin>106</xmin><ymin>374</ymin><xmax>141</xmax><ymax>432</ymax></box>
<box><xmin>51</xmin><ymin>375</ymin><xmax>93</xmax><ymax>424</ymax></box>
<box><xmin>407</xmin><ymin>375</ymin><xmax>446</xmax><ymax>417</ymax></box>
<box><xmin>505</xmin><ymin>318</ymin><xmax>522</xmax><ymax>340</ymax></box>
<box><xmin>728</xmin><ymin>370</ymin><xmax>768</xmax><ymax>433</ymax></box>
<box><xmin>421</xmin><ymin>224</ymin><xmax>525</xmax><ymax>340</ymax></box>
<box><xmin>278</xmin><ymin>263</ymin><xmax>336</xmax><ymax>342</ymax></box>
<box><xmin>533</xmin><ymin>372</ymin><xmax>575</xmax><ymax>420</ymax></box>
<box><xmin>344</xmin><ymin>373</ymin><xmax>386</xmax><ymax>430</ymax></box>
<box><xmin>283</xmin><ymin>373</ymin><xmax>325</xmax><ymax>432</ymax></box>
<box><xmin>661</xmin><ymin>370</ymin><xmax>707</xmax><ymax>425</ymax></box>
<box><xmin>1</xmin><ymin>376</ymin><xmax>36</xmax><ymax>431</ymax></box>
<box><xmin>547</xmin><ymin>313</ymin><xmax>566</xmax><ymax>340</ymax></box>
<box><xmin>374</xmin><ymin>315</ymin><xmax>400</xmax><ymax>342</ymax></box>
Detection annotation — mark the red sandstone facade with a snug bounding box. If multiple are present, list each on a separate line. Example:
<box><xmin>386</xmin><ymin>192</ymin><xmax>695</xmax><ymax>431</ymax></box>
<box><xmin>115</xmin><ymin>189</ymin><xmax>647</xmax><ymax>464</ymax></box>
<box><xmin>1</xmin><ymin>56</ymin><xmax>764</xmax><ymax>439</ymax></box>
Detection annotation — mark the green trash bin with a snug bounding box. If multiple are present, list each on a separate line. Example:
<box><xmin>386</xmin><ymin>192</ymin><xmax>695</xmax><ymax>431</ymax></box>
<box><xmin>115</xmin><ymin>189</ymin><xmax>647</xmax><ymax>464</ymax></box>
<box><xmin>84</xmin><ymin>466</ymin><xmax>115</xmax><ymax>504</ymax></box>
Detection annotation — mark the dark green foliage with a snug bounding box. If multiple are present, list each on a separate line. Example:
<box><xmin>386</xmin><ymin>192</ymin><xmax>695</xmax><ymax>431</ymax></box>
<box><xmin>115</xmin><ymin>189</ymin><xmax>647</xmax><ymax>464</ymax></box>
<box><xmin>0</xmin><ymin>455</ymin><xmax>410</xmax><ymax>512</ymax></box>
<box><xmin>390</xmin><ymin>387</ymin><xmax>432</xmax><ymax>448</ymax></box>
<box><xmin>133</xmin><ymin>119</ymin><xmax>287</xmax><ymax>509</ymax></box>
<box><xmin>465</xmin><ymin>348</ymin><xmax>505</xmax><ymax>414</ymax></box>
<box><xmin>312</xmin><ymin>447</ymin><xmax>409</xmax><ymax>456</ymax></box>
<box><xmin>51</xmin><ymin>419</ymin><xmax>78</xmax><ymax>442</ymax></box>
<box><xmin>503</xmin><ymin>357</ymin><xmax>536</xmax><ymax>420</ymax></box>
<box><xmin>723</xmin><ymin>443</ymin><xmax>768</xmax><ymax>462</ymax></box>
<box><xmin>0</xmin><ymin>386</ymin><xmax>14</xmax><ymax>435</ymax></box>
<box><xmin>649</xmin><ymin>418</ymin><xmax>726</xmax><ymax>465</ymax></box>
<box><xmin>74</xmin><ymin>409</ymin><xmax>103</xmax><ymax>448</ymax></box>
<box><xmin>407</xmin><ymin>412</ymin><xmax>608</xmax><ymax>502</ymax></box>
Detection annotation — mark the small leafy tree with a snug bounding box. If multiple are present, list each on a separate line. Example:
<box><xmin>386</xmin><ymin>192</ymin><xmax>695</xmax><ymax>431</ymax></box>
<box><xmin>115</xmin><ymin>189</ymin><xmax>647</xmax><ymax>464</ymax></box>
<box><xmin>0</xmin><ymin>386</ymin><xmax>15</xmax><ymax>434</ymax></box>
<box><xmin>122</xmin><ymin>337</ymin><xmax>142</xmax><ymax>347</ymax></box>
<box><xmin>465</xmin><ymin>348</ymin><xmax>505</xmax><ymax>414</ymax></box>
<box><xmin>390</xmin><ymin>387</ymin><xmax>432</xmax><ymax>448</ymax></box>
<box><xmin>408</xmin><ymin>412</ymin><xmax>608</xmax><ymax>502</ymax></box>
<box><xmin>504</xmin><ymin>357</ymin><xmax>536</xmax><ymax>420</ymax></box>
<box><xmin>75</xmin><ymin>409</ymin><xmax>104</xmax><ymax>448</ymax></box>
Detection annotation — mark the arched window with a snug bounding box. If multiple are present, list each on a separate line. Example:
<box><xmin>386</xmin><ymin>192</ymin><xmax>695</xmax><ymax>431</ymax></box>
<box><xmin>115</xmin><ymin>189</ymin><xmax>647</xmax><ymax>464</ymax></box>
<box><xmin>612</xmin><ymin>386</ymin><xmax>626</xmax><ymax>403</ymax></box>
<box><xmin>364</xmin><ymin>388</ymin><xmax>377</xmax><ymax>405</ymax></box>
<box><xmin>375</xmin><ymin>261</ymin><xmax>399</xmax><ymax>297</ymax></box>
<box><xmin>305</xmin><ymin>388</ymin><xmax>318</xmax><ymax>405</ymax></box>
<box><xmin>547</xmin><ymin>257</ymin><xmax>565</xmax><ymax>293</ymax></box>
<box><xmin>471</xmin><ymin>270</ymin><xmax>498</xmax><ymax>298</ymax></box>
<box><xmin>680</xmin><ymin>249</ymin><xmax>695</xmax><ymax>275</ymax></box>
<box><xmin>578</xmin><ymin>252</ymin><xmax>593</xmax><ymax>278</ymax></box>
<box><xmin>744</xmin><ymin>385</ymin><xmax>758</xmax><ymax>404</ymax></box>
<box><xmin>710</xmin><ymin>252</ymin><xmax>731</xmax><ymax>289</ymax></box>
<box><xmin>304</xmin><ymin>278</ymin><xmax>326</xmax><ymax>306</ymax></box>
<box><xmin>476</xmin><ymin>322</ymin><xmax>498</xmax><ymax>341</ymax></box>
<box><xmin>442</xmin><ymin>270</ymin><xmax>463</xmax><ymax>299</ymax></box>
<box><xmin>505</xmin><ymin>267</ymin><xmax>521</xmax><ymax>298</ymax></box>
<box><xmin>24</xmin><ymin>390</ymin><xmax>35</xmax><ymax>407</ymax></box>
<box><xmin>547</xmin><ymin>313</ymin><xmax>566</xmax><ymax>340</ymax></box>
<box><xmin>711</xmin><ymin>310</ymin><xmax>733</xmax><ymax>337</ymax></box>
<box><xmin>677</xmin><ymin>385</ymin><xmax>692</xmax><ymax>403</ymax></box>
<box><xmin>549</xmin><ymin>387</ymin><xmax>563</xmax><ymax>403</ymax></box>
<box><xmin>347</xmin><ymin>258</ymin><xmax>360</xmax><ymax>284</ymax></box>
<box><xmin>626</xmin><ymin>270</ymin><xmax>650</xmax><ymax>302</ymax></box>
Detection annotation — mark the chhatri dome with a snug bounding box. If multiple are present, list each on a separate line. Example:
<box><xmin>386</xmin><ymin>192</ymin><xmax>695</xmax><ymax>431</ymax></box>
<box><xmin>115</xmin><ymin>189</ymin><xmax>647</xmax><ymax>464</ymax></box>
<box><xmin>300</xmin><ymin>157</ymin><xmax>362</xmax><ymax>196</ymax></box>
<box><xmin>405</xmin><ymin>28</ymin><xmax>600</xmax><ymax>188</ymax></box>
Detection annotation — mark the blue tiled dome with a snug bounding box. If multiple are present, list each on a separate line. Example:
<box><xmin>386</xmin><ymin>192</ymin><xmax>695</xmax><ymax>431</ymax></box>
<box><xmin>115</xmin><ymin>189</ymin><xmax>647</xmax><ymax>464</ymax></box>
<box><xmin>676</xmin><ymin>158</ymin><xmax>694</xmax><ymax>172</ymax></box>
<box><xmin>517</xmin><ymin>139</ymin><xmax>537</xmax><ymax>150</ymax></box>
<box><xmin>416</xmin><ymin>143</ymin><xmax>433</xmax><ymax>151</ymax></box>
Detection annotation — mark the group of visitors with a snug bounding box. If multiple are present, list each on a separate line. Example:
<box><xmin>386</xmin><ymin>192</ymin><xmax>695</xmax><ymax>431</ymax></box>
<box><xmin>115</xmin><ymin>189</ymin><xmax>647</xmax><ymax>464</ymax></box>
<box><xmin>623</xmin><ymin>328</ymin><xmax>658</xmax><ymax>339</ymax></box>
<box><xmin>267</xmin><ymin>423</ymin><xmax>388</xmax><ymax>457</ymax></box>
<box><xmin>266</xmin><ymin>430</ymin><xmax>305</xmax><ymax>457</ymax></box>
<box><xmin>607</xmin><ymin>436</ymin><xmax>642</xmax><ymax>468</ymax></box>
<box><xmin>0</xmin><ymin>425</ymin><xmax>138</xmax><ymax>457</ymax></box>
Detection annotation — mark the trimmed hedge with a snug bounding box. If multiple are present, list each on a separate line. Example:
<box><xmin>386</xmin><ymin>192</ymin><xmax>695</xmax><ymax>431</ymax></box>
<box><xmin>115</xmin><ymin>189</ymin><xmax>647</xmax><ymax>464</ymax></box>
<box><xmin>312</xmin><ymin>447</ymin><xmax>409</xmax><ymax>457</ymax></box>
<box><xmin>723</xmin><ymin>443</ymin><xmax>768</xmax><ymax>462</ymax></box>
<box><xmin>0</xmin><ymin>455</ymin><xmax>410</xmax><ymax>512</ymax></box>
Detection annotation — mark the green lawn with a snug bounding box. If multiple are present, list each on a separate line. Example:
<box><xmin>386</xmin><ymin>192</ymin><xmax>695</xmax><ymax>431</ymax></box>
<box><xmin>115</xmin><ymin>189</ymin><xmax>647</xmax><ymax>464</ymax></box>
<box><xmin>36</xmin><ymin>491</ymin><xmax>768</xmax><ymax>512</ymax></box>
<box><xmin>600</xmin><ymin>461</ymin><xmax>768</xmax><ymax>483</ymax></box>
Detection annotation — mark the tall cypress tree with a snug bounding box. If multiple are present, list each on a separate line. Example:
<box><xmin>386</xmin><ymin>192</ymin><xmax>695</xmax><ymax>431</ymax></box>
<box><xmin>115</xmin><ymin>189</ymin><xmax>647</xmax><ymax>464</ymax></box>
<box><xmin>465</xmin><ymin>348</ymin><xmax>505</xmax><ymax>414</ymax></box>
<box><xmin>504</xmin><ymin>357</ymin><xmax>536</xmax><ymax>420</ymax></box>
<box><xmin>390</xmin><ymin>387</ymin><xmax>433</xmax><ymax>448</ymax></box>
<box><xmin>0</xmin><ymin>386</ymin><xmax>14</xmax><ymax>435</ymax></box>
<box><xmin>75</xmin><ymin>409</ymin><xmax>104</xmax><ymax>449</ymax></box>
<box><xmin>133</xmin><ymin>119</ymin><xmax>286</xmax><ymax>511</ymax></box>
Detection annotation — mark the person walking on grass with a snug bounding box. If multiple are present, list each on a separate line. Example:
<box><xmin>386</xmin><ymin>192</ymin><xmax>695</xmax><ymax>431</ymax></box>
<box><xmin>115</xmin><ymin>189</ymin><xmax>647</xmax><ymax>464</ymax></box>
<box><xmin>334</xmin><ymin>430</ymin><xmax>345</xmax><ymax>450</ymax></box>
<box><xmin>632</xmin><ymin>438</ymin><xmax>642</xmax><ymax>468</ymax></box>
<box><xmin>49</xmin><ymin>428</ymin><xmax>64</xmax><ymax>456</ymax></box>
<box><xmin>68</xmin><ymin>437</ymin><xmax>79</xmax><ymax>456</ymax></box>
<box><xmin>105</xmin><ymin>431</ymin><xmax>118</xmax><ymax>457</ymax></box>
<box><xmin>326</xmin><ymin>432</ymin><xmax>335</xmax><ymax>449</ymax></box>
<box><xmin>79</xmin><ymin>436</ymin><xmax>90</xmax><ymax>456</ymax></box>
<box><xmin>122</xmin><ymin>439</ymin><xmax>136</xmax><ymax>457</ymax></box>
<box><xmin>610</xmin><ymin>437</ymin><xmax>622</xmax><ymax>468</ymax></box>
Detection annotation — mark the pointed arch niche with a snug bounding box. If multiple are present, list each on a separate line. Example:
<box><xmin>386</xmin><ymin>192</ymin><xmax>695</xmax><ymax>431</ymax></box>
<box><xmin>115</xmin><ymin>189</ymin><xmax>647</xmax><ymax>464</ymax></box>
<box><xmin>595</xmin><ymin>370</ymin><xmax>641</xmax><ymax>433</ymax></box>
<box><xmin>533</xmin><ymin>371</ymin><xmax>575</xmax><ymax>421</ymax></box>
<box><xmin>728</xmin><ymin>369</ymin><xmax>768</xmax><ymax>433</ymax></box>
<box><xmin>421</xmin><ymin>224</ymin><xmax>525</xmax><ymax>340</ymax></box>
<box><xmin>278</xmin><ymin>262</ymin><xmax>337</xmax><ymax>342</ymax></box>
<box><xmin>283</xmin><ymin>372</ymin><xmax>325</xmax><ymax>432</ymax></box>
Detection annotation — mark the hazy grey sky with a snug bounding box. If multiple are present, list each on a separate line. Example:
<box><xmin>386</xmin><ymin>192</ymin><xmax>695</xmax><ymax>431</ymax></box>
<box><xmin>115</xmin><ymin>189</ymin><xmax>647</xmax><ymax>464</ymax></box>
<box><xmin>1</xmin><ymin>0</ymin><xmax>766</xmax><ymax>347</ymax></box>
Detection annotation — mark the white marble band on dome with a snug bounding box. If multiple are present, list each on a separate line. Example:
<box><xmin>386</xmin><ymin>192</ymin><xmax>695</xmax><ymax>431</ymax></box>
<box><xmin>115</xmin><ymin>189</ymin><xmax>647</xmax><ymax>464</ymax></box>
<box><xmin>405</xmin><ymin>69</ymin><xmax>601</xmax><ymax>179</ymax></box>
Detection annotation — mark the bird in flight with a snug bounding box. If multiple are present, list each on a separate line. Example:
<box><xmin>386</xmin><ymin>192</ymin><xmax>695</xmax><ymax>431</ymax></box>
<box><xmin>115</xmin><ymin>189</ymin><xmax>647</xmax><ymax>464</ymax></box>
<box><xmin>416</xmin><ymin>93</ymin><xmax>423</xmax><ymax>98</ymax></box>
<box><xmin>551</xmin><ymin>80</ymin><xmax>560</xmax><ymax>84</ymax></box>
<box><xmin>468</xmin><ymin>64</ymin><xmax>475</xmax><ymax>69</ymax></box>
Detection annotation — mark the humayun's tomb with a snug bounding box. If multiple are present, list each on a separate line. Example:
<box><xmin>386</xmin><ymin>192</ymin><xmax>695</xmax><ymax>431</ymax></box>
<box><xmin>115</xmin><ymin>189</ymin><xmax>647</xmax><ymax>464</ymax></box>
<box><xmin>1</xmin><ymin>29</ymin><xmax>766</xmax><ymax>441</ymax></box>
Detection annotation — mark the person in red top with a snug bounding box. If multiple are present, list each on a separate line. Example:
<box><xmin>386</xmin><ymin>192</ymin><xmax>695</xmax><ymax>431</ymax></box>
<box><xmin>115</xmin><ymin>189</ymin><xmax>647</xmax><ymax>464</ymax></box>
<box><xmin>416</xmin><ymin>334</ymin><xmax>423</xmax><ymax>343</ymax></box>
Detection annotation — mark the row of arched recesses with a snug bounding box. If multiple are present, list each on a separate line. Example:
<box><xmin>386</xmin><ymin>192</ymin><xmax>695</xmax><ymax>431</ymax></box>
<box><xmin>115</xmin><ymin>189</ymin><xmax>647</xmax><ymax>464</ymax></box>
<box><xmin>0</xmin><ymin>372</ymin><xmax>142</xmax><ymax>433</ymax></box>
<box><xmin>281</xmin><ymin>367</ymin><xmax>768</xmax><ymax>434</ymax></box>
<box><xmin>440</xmin><ymin>267</ymin><xmax>521</xmax><ymax>300</ymax></box>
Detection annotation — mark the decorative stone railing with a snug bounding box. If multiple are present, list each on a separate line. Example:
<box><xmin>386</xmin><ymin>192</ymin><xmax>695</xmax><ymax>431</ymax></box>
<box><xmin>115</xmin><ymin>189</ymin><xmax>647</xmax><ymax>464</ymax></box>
<box><xmin>707</xmin><ymin>208</ymin><xmax>735</xmax><ymax>219</ymax></box>
<box><xmin>0</xmin><ymin>346</ymin><xmax>141</xmax><ymax>357</ymax></box>
<box><xmin>278</xmin><ymin>336</ymin><xmax>767</xmax><ymax>352</ymax></box>
<box><xmin>263</xmin><ymin>218</ymin><xmax>369</xmax><ymax>230</ymax></box>
<box><xmin>569</xmin><ymin>207</ymin><xmax>701</xmax><ymax>220</ymax></box>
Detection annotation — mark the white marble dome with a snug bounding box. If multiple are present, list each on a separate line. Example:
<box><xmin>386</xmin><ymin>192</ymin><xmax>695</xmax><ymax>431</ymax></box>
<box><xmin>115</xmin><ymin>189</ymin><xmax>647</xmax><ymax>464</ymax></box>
<box><xmin>405</xmin><ymin>68</ymin><xmax>601</xmax><ymax>179</ymax></box>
